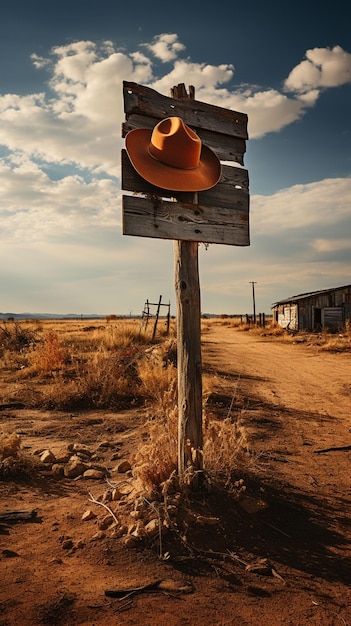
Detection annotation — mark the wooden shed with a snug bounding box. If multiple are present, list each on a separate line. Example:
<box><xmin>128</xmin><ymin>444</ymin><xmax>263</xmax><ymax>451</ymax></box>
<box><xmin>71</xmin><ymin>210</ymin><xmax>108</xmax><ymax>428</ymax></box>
<box><xmin>272</xmin><ymin>284</ymin><xmax>351</xmax><ymax>331</ymax></box>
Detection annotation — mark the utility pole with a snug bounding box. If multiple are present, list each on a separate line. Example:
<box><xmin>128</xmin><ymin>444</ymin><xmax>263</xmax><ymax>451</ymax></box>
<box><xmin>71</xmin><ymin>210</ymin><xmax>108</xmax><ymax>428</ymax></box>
<box><xmin>249</xmin><ymin>281</ymin><xmax>257</xmax><ymax>323</ymax></box>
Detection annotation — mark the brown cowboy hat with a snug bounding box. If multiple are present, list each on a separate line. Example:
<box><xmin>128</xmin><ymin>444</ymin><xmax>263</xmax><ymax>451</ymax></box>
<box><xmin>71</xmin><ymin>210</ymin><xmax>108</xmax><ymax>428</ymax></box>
<box><xmin>125</xmin><ymin>116</ymin><xmax>221</xmax><ymax>192</ymax></box>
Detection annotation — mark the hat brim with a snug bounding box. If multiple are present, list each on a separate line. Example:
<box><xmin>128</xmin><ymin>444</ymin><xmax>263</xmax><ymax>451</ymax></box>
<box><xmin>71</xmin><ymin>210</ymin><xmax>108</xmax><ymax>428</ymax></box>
<box><xmin>125</xmin><ymin>128</ymin><xmax>222</xmax><ymax>192</ymax></box>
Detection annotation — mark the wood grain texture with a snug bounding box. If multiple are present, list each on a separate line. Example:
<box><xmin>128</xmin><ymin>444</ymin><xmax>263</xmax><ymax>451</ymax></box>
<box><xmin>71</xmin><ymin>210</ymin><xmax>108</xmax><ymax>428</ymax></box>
<box><xmin>122</xmin><ymin>195</ymin><xmax>250</xmax><ymax>246</ymax></box>
<box><xmin>123</xmin><ymin>81</ymin><xmax>248</xmax><ymax>140</ymax></box>
<box><xmin>121</xmin><ymin>150</ymin><xmax>249</xmax><ymax>198</ymax></box>
<box><xmin>174</xmin><ymin>239</ymin><xmax>203</xmax><ymax>479</ymax></box>
<box><xmin>121</xmin><ymin>82</ymin><xmax>250</xmax><ymax>246</ymax></box>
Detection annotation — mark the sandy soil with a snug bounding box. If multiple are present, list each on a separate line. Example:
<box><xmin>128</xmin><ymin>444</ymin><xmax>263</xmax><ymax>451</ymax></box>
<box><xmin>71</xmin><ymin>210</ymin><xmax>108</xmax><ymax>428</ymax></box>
<box><xmin>0</xmin><ymin>326</ymin><xmax>350</xmax><ymax>626</ymax></box>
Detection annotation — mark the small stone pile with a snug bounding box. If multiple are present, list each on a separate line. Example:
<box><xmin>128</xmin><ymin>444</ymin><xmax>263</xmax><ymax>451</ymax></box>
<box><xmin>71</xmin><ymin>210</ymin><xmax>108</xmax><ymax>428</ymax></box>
<box><xmin>34</xmin><ymin>442</ymin><xmax>131</xmax><ymax>480</ymax></box>
<box><xmin>81</xmin><ymin>470</ymin><xmax>220</xmax><ymax>550</ymax></box>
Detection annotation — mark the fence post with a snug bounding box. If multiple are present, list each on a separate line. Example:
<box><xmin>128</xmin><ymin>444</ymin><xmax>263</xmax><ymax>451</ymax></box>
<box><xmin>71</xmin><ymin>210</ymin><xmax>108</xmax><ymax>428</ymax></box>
<box><xmin>152</xmin><ymin>295</ymin><xmax>162</xmax><ymax>340</ymax></box>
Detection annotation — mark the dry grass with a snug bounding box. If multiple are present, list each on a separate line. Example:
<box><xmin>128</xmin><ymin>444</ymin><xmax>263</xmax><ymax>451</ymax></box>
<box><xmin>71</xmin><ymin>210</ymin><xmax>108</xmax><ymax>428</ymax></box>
<box><xmin>236</xmin><ymin>319</ymin><xmax>351</xmax><ymax>351</ymax></box>
<box><xmin>0</xmin><ymin>317</ymin><xmax>253</xmax><ymax>490</ymax></box>
<box><xmin>0</xmin><ymin>431</ymin><xmax>36</xmax><ymax>478</ymax></box>
<box><xmin>133</xmin><ymin>364</ymin><xmax>251</xmax><ymax>492</ymax></box>
<box><xmin>0</xmin><ymin>318</ymin><xmax>163</xmax><ymax>409</ymax></box>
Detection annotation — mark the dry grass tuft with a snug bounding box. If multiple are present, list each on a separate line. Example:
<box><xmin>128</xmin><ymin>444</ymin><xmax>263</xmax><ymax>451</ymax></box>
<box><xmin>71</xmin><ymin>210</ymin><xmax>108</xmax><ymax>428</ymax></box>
<box><xmin>0</xmin><ymin>431</ymin><xmax>36</xmax><ymax>478</ymax></box>
<box><xmin>33</xmin><ymin>331</ymin><xmax>66</xmax><ymax>373</ymax></box>
<box><xmin>0</xmin><ymin>321</ymin><xmax>38</xmax><ymax>354</ymax></box>
<box><xmin>203</xmin><ymin>412</ymin><xmax>250</xmax><ymax>487</ymax></box>
<box><xmin>133</xmin><ymin>407</ymin><xmax>178</xmax><ymax>493</ymax></box>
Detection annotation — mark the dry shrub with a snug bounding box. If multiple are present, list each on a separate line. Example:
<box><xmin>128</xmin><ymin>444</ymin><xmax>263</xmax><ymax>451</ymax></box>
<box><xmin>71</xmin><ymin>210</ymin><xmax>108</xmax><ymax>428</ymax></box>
<box><xmin>134</xmin><ymin>364</ymin><xmax>250</xmax><ymax>493</ymax></box>
<box><xmin>0</xmin><ymin>319</ymin><xmax>154</xmax><ymax>409</ymax></box>
<box><xmin>138</xmin><ymin>358</ymin><xmax>177</xmax><ymax>413</ymax></box>
<box><xmin>5</xmin><ymin>345</ymin><xmax>145</xmax><ymax>411</ymax></box>
<box><xmin>203</xmin><ymin>412</ymin><xmax>250</xmax><ymax>487</ymax></box>
<box><xmin>260</xmin><ymin>322</ymin><xmax>286</xmax><ymax>336</ymax></box>
<box><xmin>75</xmin><ymin>349</ymin><xmax>141</xmax><ymax>408</ymax></box>
<box><xmin>318</xmin><ymin>334</ymin><xmax>351</xmax><ymax>352</ymax></box>
<box><xmin>133</xmin><ymin>406</ymin><xmax>178</xmax><ymax>492</ymax></box>
<box><xmin>0</xmin><ymin>321</ymin><xmax>37</xmax><ymax>355</ymax></box>
<box><xmin>134</xmin><ymin>351</ymin><xmax>178</xmax><ymax>491</ymax></box>
<box><xmin>32</xmin><ymin>331</ymin><xmax>65</xmax><ymax>373</ymax></box>
<box><xmin>0</xmin><ymin>431</ymin><xmax>21</xmax><ymax>458</ymax></box>
<box><xmin>103</xmin><ymin>322</ymin><xmax>149</xmax><ymax>351</ymax></box>
<box><xmin>134</xmin><ymin>406</ymin><xmax>251</xmax><ymax>494</ymax></box>
<box><xmin>0</xmin><ymin>431</ymin><xmax>36</xmax><ymax>478</ymax></box>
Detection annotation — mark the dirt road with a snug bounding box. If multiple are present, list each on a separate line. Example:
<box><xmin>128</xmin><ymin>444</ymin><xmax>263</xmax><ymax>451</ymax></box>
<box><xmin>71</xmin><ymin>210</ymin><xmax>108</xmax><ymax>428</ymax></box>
<box><xmin>203</xmin><ymin>324</ymin><xmax>351</xmax><ymax>420</ymax></box>
<box><xmin>1</xmin><ymin>326</ymin><xmax>350</xmax><ymax>625</ymax></box>
<box><xmin>203</xmin><ymin>326</ymin><xmax>351</xmax><ymax>483</ymax></box>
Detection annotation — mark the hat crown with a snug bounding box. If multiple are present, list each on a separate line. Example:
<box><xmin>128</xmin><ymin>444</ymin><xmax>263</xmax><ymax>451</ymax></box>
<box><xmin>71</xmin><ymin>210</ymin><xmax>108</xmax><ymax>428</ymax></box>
<box><xmin>148</xmin><ymin>117</ymin><xmax>201</xmax><ymax>170</ymax></box>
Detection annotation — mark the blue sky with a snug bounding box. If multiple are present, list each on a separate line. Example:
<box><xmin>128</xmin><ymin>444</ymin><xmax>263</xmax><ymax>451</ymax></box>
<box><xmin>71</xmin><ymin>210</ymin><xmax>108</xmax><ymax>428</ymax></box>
<box><xmin>0</xmin><ymin>0</ymin><xmax>350</xmax><ymax>315</ymax></box>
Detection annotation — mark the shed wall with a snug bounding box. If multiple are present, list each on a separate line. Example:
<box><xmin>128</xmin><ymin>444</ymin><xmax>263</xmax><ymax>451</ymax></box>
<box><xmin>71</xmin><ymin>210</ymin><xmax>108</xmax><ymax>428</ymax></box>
<box><xmin>272</xmin><ymin>285</ymin><xmax>351</xmax><ymax>331</ymax></box>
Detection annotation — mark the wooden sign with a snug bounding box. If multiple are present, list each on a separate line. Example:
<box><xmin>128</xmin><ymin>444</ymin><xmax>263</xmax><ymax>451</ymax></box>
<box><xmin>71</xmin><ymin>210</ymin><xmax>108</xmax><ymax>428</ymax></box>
<box><xmin>121</xmin><ymin>81</ymin><xmax>250</xmax><ymax>484</ymax></box>
<box><xmin>121</xmin><ymin>81</ymin><xmax>250</xmax><ymax>246</ymax></box>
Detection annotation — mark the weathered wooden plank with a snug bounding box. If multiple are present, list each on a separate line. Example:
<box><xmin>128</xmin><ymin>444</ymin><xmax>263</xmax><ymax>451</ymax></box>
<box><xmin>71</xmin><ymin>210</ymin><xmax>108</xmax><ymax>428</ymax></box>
<box><xmin>122</xmin><ymin>116</ymin><xmax>246</xmax><ymax>165</ymax></box>
<box><xmin>121</xmin><ymin>150</ymin><xmax>249</xmax><ymax>201</ymax></box>
<box><xmin>122</xmin><ymin>195</ymin><xmax>249</xmax><ymax>246</ymax></box>
<box><xmin>123</xmin><ymin>81</ymin><xmax>248</xmax><ymax>140</ymax></box>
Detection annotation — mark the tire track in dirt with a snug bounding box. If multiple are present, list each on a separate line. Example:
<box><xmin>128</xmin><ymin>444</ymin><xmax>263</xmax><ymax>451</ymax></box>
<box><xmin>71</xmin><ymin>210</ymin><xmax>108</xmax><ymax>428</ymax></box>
<box><xmin>202</xmin><ymin>325</ymin><xmax>351</xmax><ymax>429</ymax></box>
<box><xmin>202</xmin><ymin>326</ymin><xmax>351</xmax><ymax>492</ymax></box>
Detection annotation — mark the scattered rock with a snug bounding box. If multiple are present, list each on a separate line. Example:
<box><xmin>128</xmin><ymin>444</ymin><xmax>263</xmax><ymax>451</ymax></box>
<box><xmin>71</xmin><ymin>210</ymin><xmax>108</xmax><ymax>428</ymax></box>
<box><xmin>51</xmin><ymin>463</ymin><xmax>65</xmax><ymax>476</ymax></box>
<box><xmin>68</xmin><ymin>444</ymin><xmax>92</xmax><ymax>457</ymax></box>
<box><xmin>54</xmin><ymin>449</ymin><xmax>71</xmax><ymax>463</ymax></box>
<box><xmin>83</xmin><ymin>469</ymin><xmax>105</xmax><ymax>480</ymax></box>
<box><xmin>40</xmin><ymin>449</ymin><xmax>56</xmax><ymax>464</ymax></box>
<box><xmin>166</xmin><ymin>505</ymin><xmax>178</xmax><ymax>518</ymax></box>
<box><xmin>61</xmin><ymin>539</ymin><xmax>74</xmax><ymax>550</ymax></box>
<box><xmin>64</xmin><ymin>456</ymin><xmax>89</xmax><ymax>479</ymax></box>
<box><xmin>91</xmin><ymin>531</ymin><xmax>106</xmax><ymax>541</ymax></box>
<box><xmin>131</xmin><ymin>521</ymin><xmax>146</xmax><ymax>539</ymax></box>
<box><xmin>112</xmin><ymin>525</ymin><xmax>128</xmax><ymax>538</ymax></box>
<box><xmin>82</xmin><ymin>509</ymin><xmax>97</xmax><ymax>521</ymax></box>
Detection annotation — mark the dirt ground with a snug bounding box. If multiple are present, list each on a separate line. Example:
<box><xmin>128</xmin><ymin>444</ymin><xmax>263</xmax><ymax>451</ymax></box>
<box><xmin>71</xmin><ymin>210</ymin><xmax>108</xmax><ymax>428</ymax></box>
<box><xmin>1</xmin><ymin>325</ymin><xmax>350</xmax><ymax>626</ymax></box>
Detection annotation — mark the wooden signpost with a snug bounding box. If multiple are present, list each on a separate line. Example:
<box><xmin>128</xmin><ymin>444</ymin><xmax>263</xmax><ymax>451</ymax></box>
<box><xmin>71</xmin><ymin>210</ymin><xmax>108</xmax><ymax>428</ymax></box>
<box><xmin>121</xmin><ymin>80</ymin><xmax>249</xmax><ymax>484</ymax></box>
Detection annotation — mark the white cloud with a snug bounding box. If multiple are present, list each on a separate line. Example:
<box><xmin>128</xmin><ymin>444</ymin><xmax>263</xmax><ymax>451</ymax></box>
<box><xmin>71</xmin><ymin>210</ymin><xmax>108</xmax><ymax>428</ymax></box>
<box><xmin>0</xmin><ymin>153</ymin><xmax>121</xmax><ymax>243</ymax></box>
<box><xmin>0</xmin><ymin>41</ymin><xmax>154</xmax><ymax>177</ymax></box>
<box><xmin>0</xmin><ymin>38</ymin><xmax>348</xmax><ymax>187</ymax></box>
<box><xmin>30</xmin><ymin>53</ymin><xmax>51</xmax><ymax>70</ymax></box>
<box><xmin>252</xmin><ymin>177</ymin><xmax>351</xmax><ymax>234</ymax></box>
<box><xmin>151</xmin><ymin>59</ymin><xmax>234</xmax><ymax>93</ymax></box>
<box><xmin>1</xmin><ymin>35</ymin><xmax>351</xmax><ymax>313</ymax></box>
<box><xmin>284</xmin><ymin>45</ymin><xmax>351</xmax><ymax>93</ymax></box>
<box><xmin>142</xmin><ymin>33</ymin><xmax>186</xmax><ymax>62</ymax></box>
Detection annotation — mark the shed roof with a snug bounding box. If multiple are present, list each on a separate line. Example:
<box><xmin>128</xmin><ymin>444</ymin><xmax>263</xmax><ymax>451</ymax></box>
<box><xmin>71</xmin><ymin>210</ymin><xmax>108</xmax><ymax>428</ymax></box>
<box><xmin>272</xmin><ymin>284</ymin><xmax>351</xmax><ymax>307</ymax></box>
